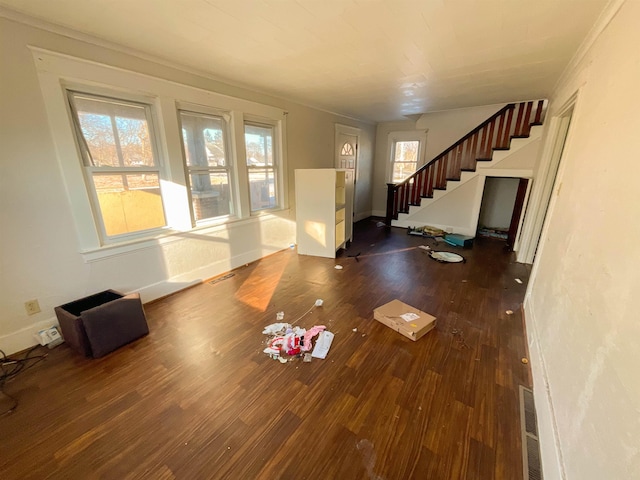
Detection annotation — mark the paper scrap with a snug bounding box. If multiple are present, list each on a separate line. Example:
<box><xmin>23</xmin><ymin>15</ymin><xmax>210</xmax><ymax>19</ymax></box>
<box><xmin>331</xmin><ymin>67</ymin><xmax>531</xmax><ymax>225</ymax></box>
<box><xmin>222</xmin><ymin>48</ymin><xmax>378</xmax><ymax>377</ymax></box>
<box><xmin>400</xmin><ymin>312</ymin><xmax>420</xmax><ymax>322</ymax></box>
<box><xmin>334</xmin><ymin>265</ymin><xmax>343</xmax><ymax>270</ymax></box>
<box><xmin>311</xmin><ymin>331</ymin><xmax>334</xmax><ymax>359</ymax></box>
<box><xmin>515</xmin><ymin>278</ymin><xmax>523</xmax><ymax>284</ymax></box>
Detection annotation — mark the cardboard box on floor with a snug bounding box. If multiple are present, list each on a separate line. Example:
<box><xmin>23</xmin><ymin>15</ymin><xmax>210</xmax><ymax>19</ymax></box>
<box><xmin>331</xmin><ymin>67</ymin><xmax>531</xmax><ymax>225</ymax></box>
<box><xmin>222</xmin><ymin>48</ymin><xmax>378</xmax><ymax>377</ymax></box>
<box><xmin>373</xmin><ymin>299</ymin><xmax>437</xmax><ymax>341</ymax></box>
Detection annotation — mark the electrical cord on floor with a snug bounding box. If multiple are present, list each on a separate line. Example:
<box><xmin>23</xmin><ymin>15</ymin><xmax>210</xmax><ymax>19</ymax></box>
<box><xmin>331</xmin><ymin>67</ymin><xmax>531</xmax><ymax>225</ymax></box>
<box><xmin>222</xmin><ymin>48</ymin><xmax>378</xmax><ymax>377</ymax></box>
<box><xmin>0</xmin><ymin>346</ymin><xmax>49</xmax><ymax>415</ymax></box>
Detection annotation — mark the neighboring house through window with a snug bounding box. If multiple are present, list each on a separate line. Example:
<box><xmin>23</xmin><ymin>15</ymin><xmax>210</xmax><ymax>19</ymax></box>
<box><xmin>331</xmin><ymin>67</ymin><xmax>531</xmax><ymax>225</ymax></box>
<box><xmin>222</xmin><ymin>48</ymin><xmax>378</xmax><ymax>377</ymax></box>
<box><xmin>69</xmin><ymin>92</ymin><xmax>166</xmax><ymax>239</ymax></box>
<box><xmin>245</xmin><ymin>121</ymin><xmax>278</xmax><ymax>212</ymax></box>
<box><xmin>35</xmin><ymin>49</ymin><xmax>287</xmax><ymax>255</ymax></box>
<box><xmin>180</xmin><ymin>111</ymin><xmax>233</xmax><ymax>223</ymax></box>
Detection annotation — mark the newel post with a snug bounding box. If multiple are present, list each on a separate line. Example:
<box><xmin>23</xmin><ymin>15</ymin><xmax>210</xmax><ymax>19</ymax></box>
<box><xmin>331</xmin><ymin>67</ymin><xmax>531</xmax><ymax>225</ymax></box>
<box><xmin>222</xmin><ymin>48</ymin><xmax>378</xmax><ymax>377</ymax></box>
<box><xmin>385</xmin><ymin>183</ymin><xmax>396</xmax><ymax>229</ymax></box>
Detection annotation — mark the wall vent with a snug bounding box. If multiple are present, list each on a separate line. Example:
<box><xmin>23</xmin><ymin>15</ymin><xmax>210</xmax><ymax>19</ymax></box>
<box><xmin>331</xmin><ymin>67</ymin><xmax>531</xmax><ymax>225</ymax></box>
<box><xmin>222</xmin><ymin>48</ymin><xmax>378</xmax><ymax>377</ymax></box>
<box><xmin>520</xmin><ymin>385</ymin><xmax>543</xmax><ymax>480</ymax></box>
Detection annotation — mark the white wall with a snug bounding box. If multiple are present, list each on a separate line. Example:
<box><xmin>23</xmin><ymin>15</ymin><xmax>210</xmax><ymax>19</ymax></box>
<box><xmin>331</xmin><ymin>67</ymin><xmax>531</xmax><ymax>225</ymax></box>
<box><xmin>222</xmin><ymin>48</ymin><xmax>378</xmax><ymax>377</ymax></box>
<box><xmin>524</xmin><ymin>1</ymin><xmax>640</xmax><ymax>478</ymax></box>
<box><xmin>371</xmin><ymin>103</ymin><xmax>504</xmax><ymax>215</ymax></box>
<box><xmin>0</xmin><ymin>15</ymin><xmax>374</xmax><ymax>354</ymax></box>
<box><xmin>478</xmin><ymin>177</ymin><xmax>520</xmax><ymax>229</ymax></box>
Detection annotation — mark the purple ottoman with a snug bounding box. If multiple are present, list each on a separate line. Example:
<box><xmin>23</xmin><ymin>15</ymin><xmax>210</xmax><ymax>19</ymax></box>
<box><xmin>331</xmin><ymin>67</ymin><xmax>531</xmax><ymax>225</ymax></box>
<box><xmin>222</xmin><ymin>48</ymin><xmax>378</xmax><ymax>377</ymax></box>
<box><xmin>54</xmin><ymin>290</ymin><xmax>149</xmax><ymax>358</ymax></box>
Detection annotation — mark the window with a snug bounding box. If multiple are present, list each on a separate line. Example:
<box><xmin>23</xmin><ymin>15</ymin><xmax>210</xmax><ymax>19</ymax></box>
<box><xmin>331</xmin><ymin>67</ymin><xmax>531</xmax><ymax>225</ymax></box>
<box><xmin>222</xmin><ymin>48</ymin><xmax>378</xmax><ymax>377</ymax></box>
<box><xmin>391</xmin><ymin>140</ymin><xmax>420</xmax><ymax>183</ymax></box>
<box><xmin>245</xmin><ymin>122</ymin><xmax>278</xmax><ymax>211</ymax></box>
<box><xmin>69</xmin><ymin>92</ymin><xmax>166</xmax><ymax>239</ymax></box>
<box><xmin>180</xmin><ymin>111</ymin><xmax>233</xmax><ymax>222</ymax></box>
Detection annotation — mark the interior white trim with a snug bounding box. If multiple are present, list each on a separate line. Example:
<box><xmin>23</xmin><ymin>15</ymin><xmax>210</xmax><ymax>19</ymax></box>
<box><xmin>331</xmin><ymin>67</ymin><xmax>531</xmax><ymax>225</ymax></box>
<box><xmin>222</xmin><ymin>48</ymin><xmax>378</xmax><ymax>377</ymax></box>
<box><xmin>553</xmin><ymin>0</ymin><xmax>626</xmax><ymax>92</ymax></box>
<box><xmin>524</xmin><ymin>296</ymin><xmax>567</xmax><ymax>480</ymax></box>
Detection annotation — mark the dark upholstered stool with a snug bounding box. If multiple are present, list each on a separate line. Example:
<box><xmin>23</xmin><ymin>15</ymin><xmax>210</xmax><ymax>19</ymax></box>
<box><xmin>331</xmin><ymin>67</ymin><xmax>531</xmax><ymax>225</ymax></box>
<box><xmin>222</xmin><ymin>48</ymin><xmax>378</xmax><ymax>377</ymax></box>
<box><xmin>54</xmin><ymin>290</ymin><xmax>149</xmax><ymax>358</ymax></box>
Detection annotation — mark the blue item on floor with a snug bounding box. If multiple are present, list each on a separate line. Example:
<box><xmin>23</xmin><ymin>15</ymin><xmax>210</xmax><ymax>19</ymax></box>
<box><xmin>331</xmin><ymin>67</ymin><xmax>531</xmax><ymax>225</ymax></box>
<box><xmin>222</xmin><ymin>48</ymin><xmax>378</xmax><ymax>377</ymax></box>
<box><xmin>444</xmin><ymin>234</ymin><xmax>474</xmax><ymax>248</ymax></box>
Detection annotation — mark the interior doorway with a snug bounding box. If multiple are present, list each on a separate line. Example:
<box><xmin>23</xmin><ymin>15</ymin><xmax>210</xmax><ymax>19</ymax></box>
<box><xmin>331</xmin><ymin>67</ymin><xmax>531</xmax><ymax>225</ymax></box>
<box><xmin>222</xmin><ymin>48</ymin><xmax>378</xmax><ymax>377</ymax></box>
<box><xmin>517</xmin><ymin>97</ymin><xmax>575</xmax><ymax>263</ymax></box>
<box><xmin>477</xmin><ymin>177</ymin><xmax>529</xmax><ymax>251</ymax></box>
<box><xmin>334</xmin><ymin>124</ymin><xmax>360</xmax><ymax>243</ymax></box>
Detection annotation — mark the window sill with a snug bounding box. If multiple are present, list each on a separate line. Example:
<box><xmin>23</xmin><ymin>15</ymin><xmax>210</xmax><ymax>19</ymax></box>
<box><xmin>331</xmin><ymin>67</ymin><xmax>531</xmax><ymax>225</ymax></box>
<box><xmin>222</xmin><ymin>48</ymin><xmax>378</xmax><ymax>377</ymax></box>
<box><xmin>80</xmin><ymin>208</ymin><xmax>291</xmax><ymax>263</ymax></box>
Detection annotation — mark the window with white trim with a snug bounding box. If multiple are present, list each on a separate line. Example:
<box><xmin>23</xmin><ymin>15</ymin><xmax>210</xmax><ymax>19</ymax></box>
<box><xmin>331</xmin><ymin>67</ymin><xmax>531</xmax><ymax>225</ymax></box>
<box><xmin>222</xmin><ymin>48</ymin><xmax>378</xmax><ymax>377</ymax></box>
<box><xmin>387</xmin><ymin>130</ymin><xmax>427</xmax><ymax>184</ymax></box>
<box><xmin>34</xmin><ymin>49</ymin><xmax>288</xmax><ymax>255</ymax></box>
<box><xmin>179</xmin><ymin>111</ymin><xmax>234</xmax><ymax>223</ymax></box>
<box><xmin>244</xmin><ymin>122</ymin><xmax>278</xmax><ymax>212</ymax></box>
<box><xmin>391</xmin><ymin>140</ymin><xmax>420</xmax><ymax>183</ymax></box>
<box><xmin>68</xmin><ymin>92</ymin><xmax>166</xmax><ymax>239</ymax></box>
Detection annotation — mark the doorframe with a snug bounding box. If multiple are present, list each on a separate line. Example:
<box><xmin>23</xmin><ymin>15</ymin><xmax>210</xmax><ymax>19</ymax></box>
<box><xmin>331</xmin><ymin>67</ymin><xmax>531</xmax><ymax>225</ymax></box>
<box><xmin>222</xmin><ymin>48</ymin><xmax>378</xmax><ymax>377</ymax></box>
<box><xmin>334</xmin><ymin>124</ymin><xmax>361</xmax><ymax>228</ymax></box>
<box><xmin>334</xmin><ymin>124</ymin><xmax>361</xmax><ymax>174</ymax></box>
<box><xmin>517</xmin><ymin>93</ymin><xmax>577</xmax><ymax>264</ymax></box>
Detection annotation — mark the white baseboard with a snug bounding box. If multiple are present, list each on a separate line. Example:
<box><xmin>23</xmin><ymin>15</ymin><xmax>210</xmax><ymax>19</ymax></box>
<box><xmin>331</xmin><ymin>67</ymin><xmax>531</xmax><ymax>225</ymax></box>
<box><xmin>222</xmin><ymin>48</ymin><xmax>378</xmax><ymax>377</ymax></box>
<box><xmin>0</xmin><ymin>246</ymin><xmax>287</xmax><ymax>356</ymax></box>
<box><xmin>524</xmin><ymin>295</ymin><xmax>566</xmax><ymax>480</ymax></box>
<box><xmin>0</xmin><ymin>317</ymin><xmax>60</xmax><ymax>356</ymax></box>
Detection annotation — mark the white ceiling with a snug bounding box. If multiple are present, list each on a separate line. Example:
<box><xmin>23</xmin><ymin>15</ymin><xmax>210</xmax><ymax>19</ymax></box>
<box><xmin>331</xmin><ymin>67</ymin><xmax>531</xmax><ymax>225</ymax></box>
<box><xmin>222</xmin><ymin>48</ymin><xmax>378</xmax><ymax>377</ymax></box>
<box><xmin>1</xmin><ymin>0</ymin><xmax>609</xmax><ymax>122</ymax></box>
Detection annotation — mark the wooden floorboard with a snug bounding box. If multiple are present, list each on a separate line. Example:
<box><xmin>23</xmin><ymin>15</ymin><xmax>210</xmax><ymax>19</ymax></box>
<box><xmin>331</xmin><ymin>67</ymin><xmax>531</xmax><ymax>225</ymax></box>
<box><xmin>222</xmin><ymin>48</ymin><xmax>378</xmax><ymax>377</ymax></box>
<box><xmin>0</xmin><ymin>218</ymin><xmax>532</xmax><ymax>479</ymax></box>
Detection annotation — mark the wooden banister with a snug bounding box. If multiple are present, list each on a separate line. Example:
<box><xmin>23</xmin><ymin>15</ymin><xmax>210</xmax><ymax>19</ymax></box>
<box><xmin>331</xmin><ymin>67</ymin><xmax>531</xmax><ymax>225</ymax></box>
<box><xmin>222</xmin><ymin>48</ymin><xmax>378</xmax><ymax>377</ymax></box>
<box><xmin>384</xmin><ymin>100</ymin><xmax>546</xmax><ymax>225</ymax></box>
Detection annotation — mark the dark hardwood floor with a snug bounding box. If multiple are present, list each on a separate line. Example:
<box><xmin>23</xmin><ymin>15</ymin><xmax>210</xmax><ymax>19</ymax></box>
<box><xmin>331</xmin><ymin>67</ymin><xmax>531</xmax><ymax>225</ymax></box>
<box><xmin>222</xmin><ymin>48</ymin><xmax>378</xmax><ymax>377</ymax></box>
<box><xmin>0</xmin><ymin>219</ymin><xmax>532</xmax><ymax>480</ymax></box>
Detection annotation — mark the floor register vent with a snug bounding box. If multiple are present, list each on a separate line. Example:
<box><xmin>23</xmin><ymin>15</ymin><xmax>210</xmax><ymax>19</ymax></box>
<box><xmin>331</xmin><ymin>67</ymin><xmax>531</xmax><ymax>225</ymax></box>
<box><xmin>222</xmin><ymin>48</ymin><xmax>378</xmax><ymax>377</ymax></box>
<box><xmin>520</xmin><ymin>385</ymin><xmax>543</xmax><ymax>480</ymax></box>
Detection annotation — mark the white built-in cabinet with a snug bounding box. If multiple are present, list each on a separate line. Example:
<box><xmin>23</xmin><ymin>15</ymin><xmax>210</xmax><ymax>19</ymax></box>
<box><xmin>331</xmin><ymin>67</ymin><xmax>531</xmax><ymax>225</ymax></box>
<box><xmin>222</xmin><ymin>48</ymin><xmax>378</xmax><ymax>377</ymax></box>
<box><xmin>295</xmin><ymin>169</ymin><xmax>352</xmax><ymax>258</ymax></box>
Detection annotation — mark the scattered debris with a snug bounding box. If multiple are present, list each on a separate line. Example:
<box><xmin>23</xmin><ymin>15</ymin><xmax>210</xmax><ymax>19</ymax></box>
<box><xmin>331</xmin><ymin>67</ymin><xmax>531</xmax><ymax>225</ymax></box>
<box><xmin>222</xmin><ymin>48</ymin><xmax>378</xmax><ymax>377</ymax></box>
<box><xmin>451</xmin><ymin>328</ymin><xmax>470</xmax><ymax>349</ymax></box>
<box><xmin>334</xmin><ymin>265</ymin><xmax>343</xmax><ymax>270</ymax></box>
<box><xmin>353</xmin><ymin>328</ymin><xmax>358</xmax><ymax>332</ymax></box>
<box><xmin>428</xmin><ymin>251</ymin><xmax>466</xmax><ymax>263</ymax></box>
<box><xmin>418</xmin><ymin>245</ymin><xmax>431</xmax><ymax>251</ymax></box>
<box><xmin>361</xmin><ymin>334</ymin><xmax>366</xmax><ymax>337</ymax></box>
<box><xmin>444</xmin><ymin>234</ymin><xmax>474</xmax><ymax>248</ymax></box>
<box><xmin>209</xmin><ymin>273</ymin><xmax>235</xmax><ymax>285</ymax></box>
<box><xmin>506</xmin><ymin>310</ymin><xmax>514</xmax><ymax>315</ymax></box>
<box><xmin>311</xmin><ymin>331</ymin><xmax>334</xmax><ymax>359</ymax></box>
<box><xmin>261</xmin><ymin>300</ymin><xmax>333</xmax><ymax>363</ymax></box>
<box><xmin>521</xmin><ymin>357</ymin><xmax>529</xmax><ymax>364</ymax></box>
<box><xmin>515</xmin><ymin>278</ymin><xmax>523</xmax><ymax>284</ymax></box>
<box><xmin>408</xmin><ymin>225</ymin><xmax>447</xmax><ymax>237</ymax></box>
<box><xmin>376</xmin><ymin>221</ymin><xmax>386</xmax><ymax>228</ymax></box>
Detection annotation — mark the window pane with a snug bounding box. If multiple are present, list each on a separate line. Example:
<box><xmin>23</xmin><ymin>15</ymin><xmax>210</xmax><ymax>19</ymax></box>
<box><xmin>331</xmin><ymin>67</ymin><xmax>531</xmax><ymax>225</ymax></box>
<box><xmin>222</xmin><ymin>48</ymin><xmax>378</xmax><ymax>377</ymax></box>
<box><xmin>73</xmin><ymin>95</ymin><xmax>156</xmax><ymax>167</ymax></box>
<box><xmin>248</xmin><ymin>169</ymin><xmax>276</xmax><ymax>211</ymax></box>
<box><xmin>180</xmin><ymin>112</ymin><xmax>227</xmax><ymax>167</ymax></box>
<box><xmin>394</xmin><ymin>141</ymin><xmax>419</xmax><ymax>163</ymax></box>
<box><xmin>189</xmin><ymin>172</ymin><xmax>231</xmax><ymax>221</ymax></box>
<box><xmin>245</xmin><ymin>124</ymin><xmax>274</xmax><ymax>166</ymax></box>
<box><xmin>393</xmin><ymin>162</ymin><xmax>417</xmax><ymax>183</ymax></box>
<box><xmin>92</xmin><ymin>173</ymin><xmax>165</xmax><ymax>236</ymax></box>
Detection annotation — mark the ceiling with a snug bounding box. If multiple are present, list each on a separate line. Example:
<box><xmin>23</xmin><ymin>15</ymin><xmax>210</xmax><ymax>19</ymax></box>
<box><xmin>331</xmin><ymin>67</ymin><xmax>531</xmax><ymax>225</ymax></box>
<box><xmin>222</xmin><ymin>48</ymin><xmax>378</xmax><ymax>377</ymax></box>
<box><xmin>1</xmin><ymin>0</ymin><xmax>609</xmax><ymax>122</ymax></box>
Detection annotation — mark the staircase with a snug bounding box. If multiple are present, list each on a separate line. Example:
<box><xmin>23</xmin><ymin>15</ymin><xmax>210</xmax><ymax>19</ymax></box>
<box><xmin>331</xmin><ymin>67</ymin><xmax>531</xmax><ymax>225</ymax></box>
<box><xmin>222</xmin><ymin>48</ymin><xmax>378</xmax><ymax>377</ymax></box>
<box><xmin>385</xmin><ymin>100</ymin><xmax>547</xmax><ymax>229</ymax></box>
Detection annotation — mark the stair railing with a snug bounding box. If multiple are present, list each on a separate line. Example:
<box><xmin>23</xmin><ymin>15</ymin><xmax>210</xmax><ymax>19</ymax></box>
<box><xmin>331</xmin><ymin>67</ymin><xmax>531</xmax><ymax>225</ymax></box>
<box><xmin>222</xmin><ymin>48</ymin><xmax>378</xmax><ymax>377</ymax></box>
<box><xmin>385</xmin><ymin>100</ymin><xmax>546</xmax><ymax>227</ymax></box>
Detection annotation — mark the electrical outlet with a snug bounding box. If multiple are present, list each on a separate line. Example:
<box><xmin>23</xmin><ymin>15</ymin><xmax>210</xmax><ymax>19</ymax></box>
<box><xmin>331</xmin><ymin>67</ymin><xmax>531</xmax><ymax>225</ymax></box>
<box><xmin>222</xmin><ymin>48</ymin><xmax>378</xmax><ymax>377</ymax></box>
<box><xmin>25</xmin><ymin>299</ymin><xmax>41</xmax><ymax>315</ymax></box>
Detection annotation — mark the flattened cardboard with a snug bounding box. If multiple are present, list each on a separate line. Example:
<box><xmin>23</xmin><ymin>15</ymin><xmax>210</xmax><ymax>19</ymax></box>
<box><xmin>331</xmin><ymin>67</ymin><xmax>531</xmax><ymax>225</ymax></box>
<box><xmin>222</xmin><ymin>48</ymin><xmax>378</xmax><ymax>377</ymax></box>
<box><xmin>373</xmin><ymin>299</ymin><xmax>436</xmax><ymax>341</ymax></box>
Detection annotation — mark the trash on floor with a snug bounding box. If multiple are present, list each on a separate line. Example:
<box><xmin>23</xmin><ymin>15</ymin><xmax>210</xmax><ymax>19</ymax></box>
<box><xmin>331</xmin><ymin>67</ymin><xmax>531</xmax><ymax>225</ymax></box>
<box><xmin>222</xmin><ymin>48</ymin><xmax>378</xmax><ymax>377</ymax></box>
<box><xmin>418</xmin><ymin>245</ymin><xmax>431</xmax><ymax>251</ymax></box>
<box><xmin>311</xmin><ymin>331</ymin><xmax>334</xmax><ymax>359</ymax></box>
<box><xmin>428</xmin><ymin>251</ymin><xmax>465</xmax><ymax>263</ymax></box>
<box><xmin>373</xmin><ymin>299</ymin><xmax>436</xmax><ymax>341</ymax></box>
<box><xmin>376</xmin><ymin>221</ymin><xmax>386</xmax><ymax>228</ymax></box>
<box><xmin>262</xmin><ymin>299</ymin><xmax>334</xmax><ymax>363</ymax></box>
<box><xmin>444</xmin><ymin>234</ymin><xmax>474</xmax><ymax>248</ymax></box>
<box><xmin>407</xmin><ymin>225</ymin><xmax>447</xmax><ymax>237</ymax></box>
<box><xmin>477</xmin><ymin>226</ymin><xmax>508</xmax><ymax>240</ymax></box>
<box><xmin>506</xmin><ymin>310</ymin><xmax>514</xmax><ymax>315</ymax></box>
<box><xmin>334</xmin><ymin>265</ymin><xmax>343</xmax><ymax>270</ymax></box>
<box><xmin>515</xmin><ymin>278</ymin><xmax>523</xmax><ymax>284</ymax></box>
<box><xmin>352</xmin><ymin>328</ymin><xmax>358</xmax><ymax>332</ymax></box>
